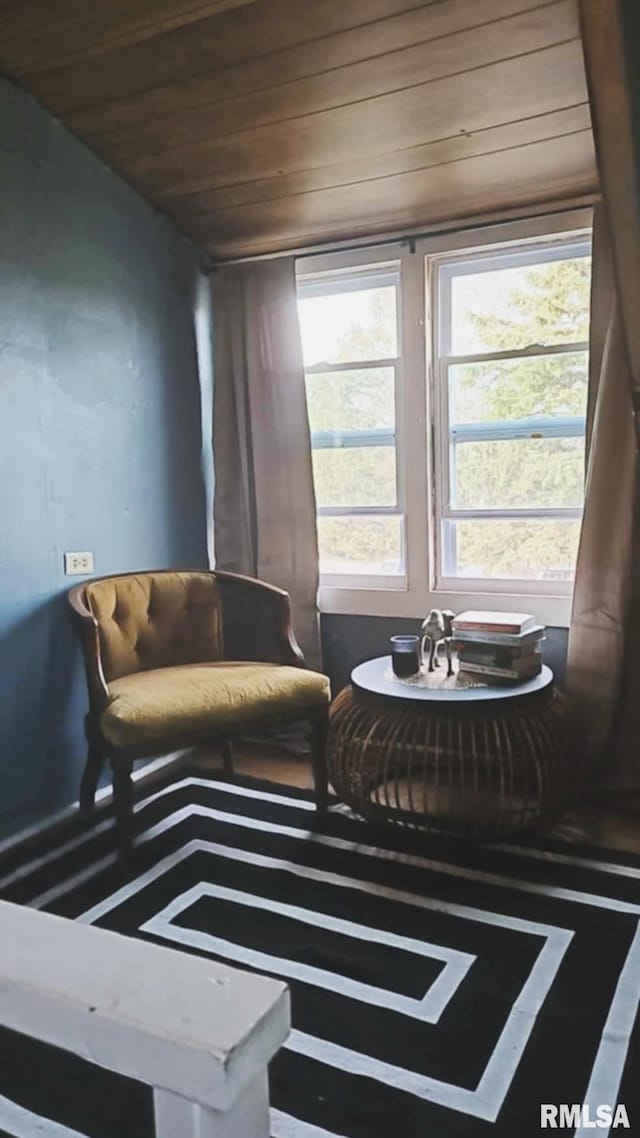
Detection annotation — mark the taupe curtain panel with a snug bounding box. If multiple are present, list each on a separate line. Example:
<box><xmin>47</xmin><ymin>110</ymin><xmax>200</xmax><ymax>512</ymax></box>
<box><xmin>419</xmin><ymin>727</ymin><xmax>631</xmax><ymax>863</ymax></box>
<box><xmin>212</xmin><ymin>258</ymin><xmax>321</xmax><ymax>668</ymax></box>
<box><xmin>567</xmin><ymin>1</ymin><xmax>640</xmax><ymax>787</ymax></box>
<box><xmin>566</xmin><ymin>207</ymin><xmax>637</xmax><ymax>784</ymax></box>
<box><xmin>578</xmin><ymin>0</ymin><xmax>640</xmax><ymax>425</ymax></box>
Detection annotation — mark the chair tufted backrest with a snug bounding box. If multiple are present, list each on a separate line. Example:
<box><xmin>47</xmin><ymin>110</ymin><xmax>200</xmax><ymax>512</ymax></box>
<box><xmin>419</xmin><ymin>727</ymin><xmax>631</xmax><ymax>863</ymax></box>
<box><xmin>84</xmin><ymin>572</ymin><xmax>223</xmax><ymax>682</ymax></box>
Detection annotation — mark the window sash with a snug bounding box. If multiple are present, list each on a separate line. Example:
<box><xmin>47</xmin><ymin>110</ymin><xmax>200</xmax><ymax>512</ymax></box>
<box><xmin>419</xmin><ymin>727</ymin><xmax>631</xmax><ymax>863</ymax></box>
<box><xmin>441</xmin><ymin>339</ymin><xmax>588</xmax><ymax>368</ymax></box>
<box><xmin>449</xmin><ymin>415</ymin><xmax>585</xmax><ymax>443</ymax></box>
<box><xmin>312</xmin><ymin>428</ymin><xmax>395</xmax><ymax>449</ymax></box>
<box><xmin>432</xmin><ymin>238</ymin><xmax>590</xmax><ymax>595</ymax></box>
<box><xmin>441</xmin><ymin>507</ymin><xmax>582</xmax><ymax>521</ymax></box>
<box><xmin>437</xmin><ymin>239</ymin><xmax>591</xmax><ymax>358</ymax></box>
<box><xmin>298</xmin><ymin>266</ymin><xmax>401</xmax><ymax>300</ymax></box>
<box><xmin>301</xmin><ymin>268</ymin><xmax>405</xmax><ymax>579</ymax></box>
<box><xmin>315</xmin><ymin>511</ymin><xmax>406</xmax><ymax>587</ymax></box>
<box><xmin>305</xmin><ymin>356</ymin><xmax>399</xmax><ymax>374</ymax></box>
<box><xmin>439</xmin><ymin>394</ymin><xmax>587</xmax><ymax>521</ymax></box>
<box><xmin>308</xmin><ymin>371</ymin><xmax>400</xmax><ymax>515</ymax></box>
<box><xmin>439</xmin><ymin>515</ymin><xmax>582</xmax><ymax>588</ymax></box>
<box><xmin>447</xmin><ymin>418</ymin><xmax>585</xmax><ymax>518</ymax></box>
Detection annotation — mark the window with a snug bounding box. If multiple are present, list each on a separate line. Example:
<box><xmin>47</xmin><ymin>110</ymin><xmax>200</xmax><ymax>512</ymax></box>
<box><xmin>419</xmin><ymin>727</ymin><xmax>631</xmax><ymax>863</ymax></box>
<box><xmin>432</xmin><ymin>238</ymin><xmax>591</xmax><ymax>592</ymax></box>
<box><xmin>298</xmin><ymin>264</ymin><xmax>404</xmax><ymax>585</ymax></box>
<box><xmin>296</xmin><ymin>211</ymin><xmax>592</xmax><ymax>625</ymax></box>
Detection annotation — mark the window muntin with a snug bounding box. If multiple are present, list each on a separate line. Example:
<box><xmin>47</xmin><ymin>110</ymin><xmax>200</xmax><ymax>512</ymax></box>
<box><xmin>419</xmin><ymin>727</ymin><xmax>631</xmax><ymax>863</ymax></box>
<box><xmin>298</xmin><ymin>265</ymin><xmax>404</xmax><ymax>582</ymax></box>
<box><xmin>433</xmin><ymin>238</ymin><xmax>591</xmax><ymax>592</ymax></box>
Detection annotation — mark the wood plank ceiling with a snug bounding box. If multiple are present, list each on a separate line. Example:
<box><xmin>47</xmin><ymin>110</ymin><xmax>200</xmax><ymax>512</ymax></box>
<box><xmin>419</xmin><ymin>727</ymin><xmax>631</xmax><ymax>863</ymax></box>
<box><xmin>0</xmin><ymin>0</ymin><xmax>597</xmax><ymax>260</ymax></box>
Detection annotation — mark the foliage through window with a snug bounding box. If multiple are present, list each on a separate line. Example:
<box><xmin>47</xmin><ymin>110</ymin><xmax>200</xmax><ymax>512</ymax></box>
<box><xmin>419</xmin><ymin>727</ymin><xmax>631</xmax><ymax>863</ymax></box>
<box><xmin>433</xmin><ymin>239</ymin><xmax>591</xmax><ymax>586</ymax></box>
<box><xmin>298</xmin><ymin>267</ymin><xmax>403</xmax><ymax>580</ymax></box>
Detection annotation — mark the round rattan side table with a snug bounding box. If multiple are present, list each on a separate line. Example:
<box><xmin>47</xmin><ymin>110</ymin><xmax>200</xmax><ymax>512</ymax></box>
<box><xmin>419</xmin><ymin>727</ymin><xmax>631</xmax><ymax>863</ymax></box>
<box><xmin>328</xmin><ymin>659</ymin><xmax>581</xmax><ymax>837</ymax></box>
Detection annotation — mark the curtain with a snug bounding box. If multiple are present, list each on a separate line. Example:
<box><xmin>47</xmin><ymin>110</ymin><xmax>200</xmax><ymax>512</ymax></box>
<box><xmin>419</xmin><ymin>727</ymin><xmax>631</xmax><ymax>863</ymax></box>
<box><xmin>212</xmin><ymin>257</ymin><xmax>321</xmax><ymax>668</ymax></box>
<box><xmin>578</xmin><ymin>0</ymin><xmax>640</xmax><ymax>419</ymax></box>
<box><xmin>567</xmin><ymin>0</ymin><xmax>640</xmax><ymax>787</ymax></box>
<box><xmin>566</xmin><ymin>206</ymin><xmax>636</xmax><ymax>782</ymax></box>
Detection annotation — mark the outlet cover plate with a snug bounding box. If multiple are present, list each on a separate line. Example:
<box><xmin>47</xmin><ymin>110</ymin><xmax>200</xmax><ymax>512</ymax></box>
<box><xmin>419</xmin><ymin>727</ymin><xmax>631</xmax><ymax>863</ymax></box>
<box><xmin>64</xmin><ymin>551</ymin><xmax>94</xmax><ymax>576</ymax></box>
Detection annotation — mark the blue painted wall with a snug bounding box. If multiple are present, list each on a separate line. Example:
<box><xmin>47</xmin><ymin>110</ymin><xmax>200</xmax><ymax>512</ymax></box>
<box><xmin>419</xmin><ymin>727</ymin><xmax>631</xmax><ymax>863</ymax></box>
<box><xmin>0</xmin><ymin>81</ymin><xmax>209</xmax><ymax>837</ymax></box>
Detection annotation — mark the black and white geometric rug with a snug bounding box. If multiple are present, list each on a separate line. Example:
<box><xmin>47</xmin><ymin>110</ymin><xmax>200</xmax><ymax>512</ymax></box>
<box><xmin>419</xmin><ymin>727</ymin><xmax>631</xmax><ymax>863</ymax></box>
<box><xmin>1</xmin><ymin>768</ymin><xmax>640</xmax><ymax>1138</ymax></box>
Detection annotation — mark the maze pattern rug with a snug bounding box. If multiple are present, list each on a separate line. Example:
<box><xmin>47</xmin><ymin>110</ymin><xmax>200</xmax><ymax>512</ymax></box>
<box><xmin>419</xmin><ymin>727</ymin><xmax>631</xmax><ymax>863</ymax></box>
<box><xmin>1</xmin><ymin>770</ymin><xmax>639</xmax><ymax>1137</ymax></box>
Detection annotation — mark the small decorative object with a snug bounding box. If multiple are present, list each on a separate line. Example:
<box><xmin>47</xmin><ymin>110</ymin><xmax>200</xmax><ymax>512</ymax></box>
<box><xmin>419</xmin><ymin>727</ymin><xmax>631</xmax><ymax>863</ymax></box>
<box><xmin>389</xmin><ymin>634</ymin><xmax>421</xmax><ymax>678</ymax></box>
<box><xmin>420</xmin><ymin>608</ymin><xmax>456</xmax><ymax>677</ymax></box>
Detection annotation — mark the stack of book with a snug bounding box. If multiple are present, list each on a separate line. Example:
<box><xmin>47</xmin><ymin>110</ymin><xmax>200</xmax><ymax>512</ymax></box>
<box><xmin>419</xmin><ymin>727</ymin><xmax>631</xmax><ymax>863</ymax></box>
<box><xmin>451</xmin><ymin>611</ymin><xmax>545</xmax><ymax>682</ymax></box>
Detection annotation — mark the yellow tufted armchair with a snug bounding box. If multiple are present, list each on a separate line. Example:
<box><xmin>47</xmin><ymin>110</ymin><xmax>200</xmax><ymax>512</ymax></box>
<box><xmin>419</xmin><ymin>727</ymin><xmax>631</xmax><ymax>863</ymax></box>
<box><xmin>69</xmin><ymin>569</ymin><xmax>331</xmax><ymax>854</ymax></box>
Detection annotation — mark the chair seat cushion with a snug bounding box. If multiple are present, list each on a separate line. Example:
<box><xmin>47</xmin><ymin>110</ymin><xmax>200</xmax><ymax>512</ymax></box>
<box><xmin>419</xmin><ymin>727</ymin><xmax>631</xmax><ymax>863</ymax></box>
<box><xmin>100</xmin><ymin>661</ymin><xmax>330</xmax><ymax>748</ymax></box>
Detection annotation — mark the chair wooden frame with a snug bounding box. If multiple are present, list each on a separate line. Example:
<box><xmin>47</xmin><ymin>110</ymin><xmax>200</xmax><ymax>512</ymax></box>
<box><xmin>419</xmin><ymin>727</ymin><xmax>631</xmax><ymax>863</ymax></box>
<box><xmin>69</xmin><ymin>569</ymin><xmax>329</xmax><ymax>855</ymax></box>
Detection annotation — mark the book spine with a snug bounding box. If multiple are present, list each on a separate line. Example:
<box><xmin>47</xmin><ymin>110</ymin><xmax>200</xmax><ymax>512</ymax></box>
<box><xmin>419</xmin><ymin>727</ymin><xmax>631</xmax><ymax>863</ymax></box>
<box><xmin>458</xmin><ymin>660</ymin><xmax>541</xmax><ymax>679</ymax></box>
<box><xmin>453</xmin><ymin>630</ymin><xmax>545</xmax><ymax>647</ymax></box>
<box><xmin>458</xmin><ymin>645</ymin><xmax>542</xmax><ymax>664</ymax></box>
<box><xmin>453</xmin><ymin>622</ymin><xmax>525</xmax><ymax>635</ymax></box>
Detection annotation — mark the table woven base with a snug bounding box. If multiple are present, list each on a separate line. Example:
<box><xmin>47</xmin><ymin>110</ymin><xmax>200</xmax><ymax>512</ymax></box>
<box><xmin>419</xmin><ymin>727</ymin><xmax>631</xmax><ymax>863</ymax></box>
<box><xmin>328</xmin><ymin>684</ymin><xmax>582</xmax><ymax>837</ymax></box>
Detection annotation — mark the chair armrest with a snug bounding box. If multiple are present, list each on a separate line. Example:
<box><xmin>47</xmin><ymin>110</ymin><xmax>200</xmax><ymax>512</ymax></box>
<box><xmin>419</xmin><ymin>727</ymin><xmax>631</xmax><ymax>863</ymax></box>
<box><xmin>68</xmin><ymin>584</ymin><xmax>110</xmax><ymax>711</ymax></box>
<box><xmin>215</xmin><ymin>571</ymin><xmax>305</xmax><ymax>667</ymax></box>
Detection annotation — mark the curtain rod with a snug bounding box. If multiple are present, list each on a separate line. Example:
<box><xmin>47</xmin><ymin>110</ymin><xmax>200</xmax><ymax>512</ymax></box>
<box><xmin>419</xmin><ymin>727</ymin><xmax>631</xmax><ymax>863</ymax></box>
<box><xmin>202</xmin><ymin>194</ymin><xmax>599</xmax><ymax>273</ymax></box>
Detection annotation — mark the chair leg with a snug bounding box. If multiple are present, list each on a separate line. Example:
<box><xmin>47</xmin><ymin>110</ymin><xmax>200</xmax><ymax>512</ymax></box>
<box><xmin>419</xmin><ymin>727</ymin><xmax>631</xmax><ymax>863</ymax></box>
<box><xmin>112</xmin><ymin>757</ymin><xmax>134</xmax><ymax>858</ymax></box>
<box><xmin>221</xmin><ymin>737</ymin><xmax>234</xmax><ymax>775</ymax></box>
<box><xmin>310</xmin><ymin>708</ymin><xmax>329</xmax><ymax>814</ymax></box>
<box><xmin>79</xmin><ymin>732</ymin><xmax>106</xmax><ymax>815</ymax></box>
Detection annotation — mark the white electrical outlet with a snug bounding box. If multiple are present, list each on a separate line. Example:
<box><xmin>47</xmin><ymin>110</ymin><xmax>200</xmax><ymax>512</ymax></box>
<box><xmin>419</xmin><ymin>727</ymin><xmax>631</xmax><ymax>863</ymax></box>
<box><xmin>64</xmin><ymin>551</ymin><xmax>94</xmax><ymax>576</ymax></box>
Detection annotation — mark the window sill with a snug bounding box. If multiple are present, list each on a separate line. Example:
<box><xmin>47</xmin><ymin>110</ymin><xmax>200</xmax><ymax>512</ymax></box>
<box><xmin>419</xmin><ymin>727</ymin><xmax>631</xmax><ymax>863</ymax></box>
<box><xmin>318</xmin><ymin>583</ymin><xmax>572</xmax><ymax>628</ymax></box>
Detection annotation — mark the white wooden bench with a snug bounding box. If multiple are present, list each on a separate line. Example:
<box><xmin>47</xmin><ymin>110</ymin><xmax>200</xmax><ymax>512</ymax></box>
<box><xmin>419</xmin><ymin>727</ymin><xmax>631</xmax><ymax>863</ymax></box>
<box><xmin>0</xmin><ymin>900</ymin><xmax>290</xmax><ymax>1137</ymax></box>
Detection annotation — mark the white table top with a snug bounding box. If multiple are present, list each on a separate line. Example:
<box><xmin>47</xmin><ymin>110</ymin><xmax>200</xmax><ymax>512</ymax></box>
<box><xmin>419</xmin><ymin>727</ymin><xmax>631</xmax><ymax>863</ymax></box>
<box><xmin>351</xmin><ymin>657</ymin><xmax>554</xmax><ymax>704</ymax></box>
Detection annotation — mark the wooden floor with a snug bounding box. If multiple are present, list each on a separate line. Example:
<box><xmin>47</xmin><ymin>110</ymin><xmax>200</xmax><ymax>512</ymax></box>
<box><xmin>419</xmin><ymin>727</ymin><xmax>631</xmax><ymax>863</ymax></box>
<box><xmin>192</xmin><ymin>743</ymin><xmax>640</xmax><ymax>858</ymax></box>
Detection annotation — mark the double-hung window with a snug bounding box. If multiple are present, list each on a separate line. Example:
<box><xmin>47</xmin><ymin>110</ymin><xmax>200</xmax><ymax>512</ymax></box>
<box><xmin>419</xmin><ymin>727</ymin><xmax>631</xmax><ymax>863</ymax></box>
<box><xmin>296</xmin><ymin>214</ymin><xmax>592</xmax><ymax>624</ymax></box>
<box><xmin>431</xmin><ymin>236</ymin><xmax>591</xmax><ymax>594</ymax></box>
<box><xmin>297</xmin><ymin>263</ymin><xmax>404</xmax><ymax>587</ymax></box>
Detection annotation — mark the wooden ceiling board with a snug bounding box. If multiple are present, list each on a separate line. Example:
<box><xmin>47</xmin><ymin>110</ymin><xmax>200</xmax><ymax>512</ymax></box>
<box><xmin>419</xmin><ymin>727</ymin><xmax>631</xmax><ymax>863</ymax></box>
<box><xmin>202</xmin><ymin>133</ymin><xmax>592</xmax><ymax>258</ymax></box>
<box><xmin>0</xmin><ymin>0</ymin><xmax>597</xmax><ymax>259</ymax></box>
<box><xmin>189</xmin><ymin>131</ymin><xmax>596</xmax><ymax>254</ymax></box>
<box><xmin>165</xmin><ymin>104</ymin><xmax>593</xmax><ymax>218</ymax></box>
<box><xmin>92</xmin><ymin>0</ymin><xmax>580</xmax><ymax>163</ymax></box>
<box><xmin>68</xmin><ymin>0</ymin><xmax>552</xmax><ymax>139</ymax></box>
<box><xmin>0</xmin><ymin>0</ymin><xmax>256</xmax><ymax>71</ymax></box>
<box><xmin>124</xmin><ymin>41</ymin><xmax>587</xmax><ymax>195</ymax></box>
<box><xmin>12</xmin><ymin>0</ymin><xmax>430</xmax><ymax>111</ymax></box>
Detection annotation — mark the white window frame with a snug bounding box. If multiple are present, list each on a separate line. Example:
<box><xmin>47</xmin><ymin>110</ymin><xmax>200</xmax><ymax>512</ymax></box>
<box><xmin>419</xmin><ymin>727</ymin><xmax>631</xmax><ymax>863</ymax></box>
<box><xmin>296</xmin><ymin>208</ymin><xmax>592</xmax><ymax>627</ymax></box>
<box><xmin>431</xmin><ymin>235</ymin><xmax>591</xmax><ymax>600</ymax></box>
<box><xmin>297</xmin><ymin>256</ymin><xmax>407</xmax><ymax>591</ymax></box>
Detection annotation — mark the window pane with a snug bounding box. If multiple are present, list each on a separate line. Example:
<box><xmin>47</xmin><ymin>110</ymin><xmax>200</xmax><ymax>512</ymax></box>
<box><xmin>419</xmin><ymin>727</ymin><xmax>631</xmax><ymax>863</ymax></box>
<box><xmin>443</xmin><ymin>518</ymin><xmax>581</xmax><ymax>581</ymax></box>
<box><xmin>318</xmin><ymin>515</ymin><xmax>403</xmax><ymax>575</ymax></box>
<box><xmin>312</xmin><ymin>446</ymin><xmax>396</xmax><ymax>507</ymax></box>
<box><xmin>298</xmin><ymin>284</ymin><xmax>397</xmax><ymax>366</ymax></box>
<box><xmin>449</xmin><ymin>352</ymin><xmax>588</xmax><ymax>423</ymax></box>
<box><xmin>454</xmin><ymin>437</ymin><xmax>585</xmax><ymax>510</ymax></box>
<box><xmin>448</xmin><ymin>255</ymin><xmax>591</xmax><ymax>355</ymax></box>
<box><xmin>306</xmin><ymin>367</ymin><xmax>395</xmax><ymax>433</ymax></box>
